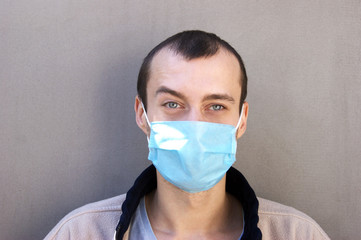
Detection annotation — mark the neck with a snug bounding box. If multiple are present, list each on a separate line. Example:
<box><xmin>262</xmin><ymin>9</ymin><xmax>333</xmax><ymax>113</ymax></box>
<box><xmin>145</xmin><ymin>171</ymin><xmax>243</xmax><ymax>239</ymax></box>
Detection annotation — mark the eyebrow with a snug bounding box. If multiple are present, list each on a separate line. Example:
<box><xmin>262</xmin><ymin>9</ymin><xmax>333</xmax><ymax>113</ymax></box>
<box><xmin>155</xmin><ymin>86</ymin><xmax>186</xmax><ymax>99</ymax></box>
<box><xmin>202</xmin><ymin>94</ymin><xmax>235</xmax><ymax>103</ymax></box>
<box><xmin>155</xmin><ymin>86</ymin><xmax>235</xmax><ymax>103</ymax></box>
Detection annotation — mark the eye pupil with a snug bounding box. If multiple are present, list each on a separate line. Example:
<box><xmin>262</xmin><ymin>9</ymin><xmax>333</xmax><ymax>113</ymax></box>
<box><xmin>169</xmin><ymin>102</ymin><xmax>177</xmax><ymax>108</ymax></box>
<box><xmin>213</xmin><ymin>105</ymin><xmax>222</xmax><ymax>110</ymax></box>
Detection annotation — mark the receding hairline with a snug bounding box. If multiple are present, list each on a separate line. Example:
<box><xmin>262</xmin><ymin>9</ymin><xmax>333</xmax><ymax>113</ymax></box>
<box><xmin>147</xmin><ymin>45</ymin><xmax>244</xmax><ymax>85</ymax></box>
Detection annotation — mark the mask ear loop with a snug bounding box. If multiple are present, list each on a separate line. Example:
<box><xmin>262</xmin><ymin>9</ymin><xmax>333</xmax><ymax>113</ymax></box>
<box><xmin>235</xmin><ymin>103</ymin><xmax>244</xmax><ymax>130</ymax></box>
<box><xmin>140</xmin><ymin>102</ymin><xmax>151</xmax><ymax>142</ymax></box>
<box><xmin>140</xmin><ymin>102</ymin><xmax>151</xmax><ymax>127</ymax></box>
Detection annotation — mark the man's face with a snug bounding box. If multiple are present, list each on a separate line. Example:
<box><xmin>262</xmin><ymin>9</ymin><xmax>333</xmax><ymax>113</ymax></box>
<box><xmin>136</xmin><ymin>47</ymin><xmax>248</xmax><ymax>138</ymax></box>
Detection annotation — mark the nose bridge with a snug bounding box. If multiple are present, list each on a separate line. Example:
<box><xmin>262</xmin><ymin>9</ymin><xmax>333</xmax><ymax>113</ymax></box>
<box><xmin>187</xmin><ymin>107</ymin><xmax>205</xmax><ymax>122</ymax></box>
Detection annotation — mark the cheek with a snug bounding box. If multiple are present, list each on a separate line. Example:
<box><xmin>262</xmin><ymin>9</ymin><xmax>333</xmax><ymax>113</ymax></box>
<box><xmin>226</xmin><ymin>110</ymin><xmax>243</xmax><ymax>126</ymax></box>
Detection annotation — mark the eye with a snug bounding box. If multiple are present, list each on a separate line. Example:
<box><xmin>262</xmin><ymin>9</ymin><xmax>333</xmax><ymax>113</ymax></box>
<box><xmin>165</xmin><ymin>102</ymin><xmax>179</xmax><ymax>108</ymax></box>
<box><xmin>210</xmin><ymin>104</ymin><xmax>224</xmax><ymax>111</ymax></box>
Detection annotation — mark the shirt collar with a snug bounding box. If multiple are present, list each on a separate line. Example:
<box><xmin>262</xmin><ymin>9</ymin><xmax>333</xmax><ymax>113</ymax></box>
<box><xmin>115</xmin><ymin>165</ymin><xmax>262</xmax><ymax>240</ymax></box>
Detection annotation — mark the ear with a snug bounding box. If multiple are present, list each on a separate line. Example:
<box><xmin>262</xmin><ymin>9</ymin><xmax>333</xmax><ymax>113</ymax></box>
<box><xmin>134</xmin><ymin>96</ymin><xmax>150</xmax><ymax>136</ymax></box>
<box><xmin>236</xmin><ymin>101</ymin><xmax>249</xmax><ymax>139</ymax></box>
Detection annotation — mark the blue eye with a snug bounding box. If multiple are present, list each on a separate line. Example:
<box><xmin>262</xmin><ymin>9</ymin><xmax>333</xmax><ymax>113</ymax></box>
<box><xmin>166</xmin><ymin>102</ymin><xmax>179</xmax><ymax>108</ymax></box>
<box><xmin>211</xmin><ymin>105</ymin><xmax>224</xmax><ymax>111</ymax></box>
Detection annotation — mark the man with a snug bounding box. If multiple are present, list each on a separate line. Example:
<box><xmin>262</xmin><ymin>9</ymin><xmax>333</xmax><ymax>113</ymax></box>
<box><xmin>45</xmin><ymin>30</ymin><xmax>330</xmax><ymax>239</ymax></box>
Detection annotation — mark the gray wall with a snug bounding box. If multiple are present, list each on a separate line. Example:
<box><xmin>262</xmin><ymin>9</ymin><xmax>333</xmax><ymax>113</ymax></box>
<box><xmin>1</xmin><ymin>1</ymin><xmax>360</xmax><ymax>239</ymax></box>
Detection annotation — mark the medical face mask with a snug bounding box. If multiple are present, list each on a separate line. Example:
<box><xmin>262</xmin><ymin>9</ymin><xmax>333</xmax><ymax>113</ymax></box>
<box><xmin>142</xmin><ymin>103</ymin><xmax>244</xmax><ymax>193</ymax></box>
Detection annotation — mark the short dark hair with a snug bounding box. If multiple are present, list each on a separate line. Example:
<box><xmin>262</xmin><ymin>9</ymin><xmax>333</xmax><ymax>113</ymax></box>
<box><xmin>137</xmin><ymin>30</ymin><xmax>248</xmax><ymax>112</ymax></box>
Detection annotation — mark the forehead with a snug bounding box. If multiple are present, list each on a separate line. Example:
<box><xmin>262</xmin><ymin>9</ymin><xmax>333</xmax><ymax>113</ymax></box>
<box><xmin>148</xmin><ymin>47</ymin><xmax>242</xmax><ymax>90</ymax></box>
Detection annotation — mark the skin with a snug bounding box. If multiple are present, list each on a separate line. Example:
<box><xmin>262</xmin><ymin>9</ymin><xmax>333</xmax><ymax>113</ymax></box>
<box><xmin>134</xmin><ymin>47</ymin><xmax>249</xmax><ymax>240</ymax></box>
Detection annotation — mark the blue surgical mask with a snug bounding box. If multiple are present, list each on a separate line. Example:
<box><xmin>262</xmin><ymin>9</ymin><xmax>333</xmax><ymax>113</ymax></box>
<box><xmin>142</xmin><ymin>103</ymin><xmax>244</xmax><ymax>193</ymax></box>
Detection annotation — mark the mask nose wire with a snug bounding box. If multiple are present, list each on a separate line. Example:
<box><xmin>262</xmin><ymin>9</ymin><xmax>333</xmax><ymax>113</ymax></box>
<box><xmin>235</xmin><ymin>104</ymin><xmax>244</xmax><ymax>130</ymax></box>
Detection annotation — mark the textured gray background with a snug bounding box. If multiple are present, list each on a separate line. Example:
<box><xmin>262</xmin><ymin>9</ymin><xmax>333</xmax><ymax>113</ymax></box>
<box><xmin>1</xmin><ymin>1</ymin><xmax>360</xmax><ymax>239</ymax></box>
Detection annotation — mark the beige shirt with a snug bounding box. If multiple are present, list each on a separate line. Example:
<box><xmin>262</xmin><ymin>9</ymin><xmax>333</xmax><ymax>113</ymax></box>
<box><xmin>45</xmin><ymin>194</ymin><xmax>330</xmax><ymax>240</ymax></box>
